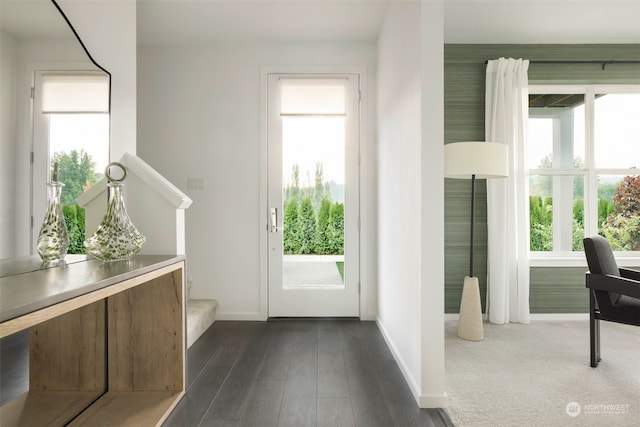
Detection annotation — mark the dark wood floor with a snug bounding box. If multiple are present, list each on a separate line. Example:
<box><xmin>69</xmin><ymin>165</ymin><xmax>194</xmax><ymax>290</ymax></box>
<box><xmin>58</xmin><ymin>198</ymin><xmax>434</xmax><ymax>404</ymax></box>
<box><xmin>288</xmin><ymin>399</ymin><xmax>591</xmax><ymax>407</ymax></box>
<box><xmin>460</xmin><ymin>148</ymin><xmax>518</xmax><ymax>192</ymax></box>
<box><xmin>164</xmin><ymin>319</ymin><xmax>452</xmax><ymax>427</ymax></box>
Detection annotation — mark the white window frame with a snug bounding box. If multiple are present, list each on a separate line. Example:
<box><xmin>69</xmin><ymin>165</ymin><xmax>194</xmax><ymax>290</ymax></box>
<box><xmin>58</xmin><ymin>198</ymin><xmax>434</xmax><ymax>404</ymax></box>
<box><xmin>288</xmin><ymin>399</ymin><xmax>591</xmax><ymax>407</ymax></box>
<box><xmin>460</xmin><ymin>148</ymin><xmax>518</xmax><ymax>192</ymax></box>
<box><xmin>528</xmin><ymin>84</ymin><xmax>640</xmax><ymax>267</ymax></box>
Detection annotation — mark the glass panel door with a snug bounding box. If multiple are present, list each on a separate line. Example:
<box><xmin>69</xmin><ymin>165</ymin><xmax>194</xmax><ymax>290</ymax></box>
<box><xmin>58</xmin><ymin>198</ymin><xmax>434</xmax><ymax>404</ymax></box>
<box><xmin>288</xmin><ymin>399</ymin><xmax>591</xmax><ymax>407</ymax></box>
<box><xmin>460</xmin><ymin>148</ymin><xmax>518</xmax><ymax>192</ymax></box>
<box><xmin>267</xmin><ymin>74</ymin><xmax>359</xmax><ymax>317</ymax></box>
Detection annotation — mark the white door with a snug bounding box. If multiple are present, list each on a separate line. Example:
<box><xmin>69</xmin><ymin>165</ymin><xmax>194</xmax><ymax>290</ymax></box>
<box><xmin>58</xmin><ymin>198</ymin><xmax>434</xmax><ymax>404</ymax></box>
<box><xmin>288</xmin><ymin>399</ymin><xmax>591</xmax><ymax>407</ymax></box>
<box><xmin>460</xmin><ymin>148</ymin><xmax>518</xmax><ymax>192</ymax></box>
<box><xmin>267</xmin><ymin>74</ymin><xmax>360</xmax><ymax>317</ymax></box>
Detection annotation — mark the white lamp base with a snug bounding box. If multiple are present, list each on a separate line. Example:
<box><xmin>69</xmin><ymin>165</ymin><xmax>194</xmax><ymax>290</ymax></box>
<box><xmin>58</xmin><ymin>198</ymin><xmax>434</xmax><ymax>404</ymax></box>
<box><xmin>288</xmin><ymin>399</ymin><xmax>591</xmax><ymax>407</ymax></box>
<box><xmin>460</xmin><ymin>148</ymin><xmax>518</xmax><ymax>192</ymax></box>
<box><xmin>457</xmin><ymin>276</ymin><xmax>484</xmax><ymax>341</ymax></box>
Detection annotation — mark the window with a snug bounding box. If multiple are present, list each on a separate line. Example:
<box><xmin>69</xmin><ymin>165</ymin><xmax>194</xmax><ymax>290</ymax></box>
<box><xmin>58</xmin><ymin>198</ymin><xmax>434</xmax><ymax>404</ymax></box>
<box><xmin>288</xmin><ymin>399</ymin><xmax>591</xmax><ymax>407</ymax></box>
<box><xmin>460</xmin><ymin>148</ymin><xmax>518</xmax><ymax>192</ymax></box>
<box><xmin>528</xmin><ymin>86</ymin><xmax>640</xmax><ymax>260</ymax></box>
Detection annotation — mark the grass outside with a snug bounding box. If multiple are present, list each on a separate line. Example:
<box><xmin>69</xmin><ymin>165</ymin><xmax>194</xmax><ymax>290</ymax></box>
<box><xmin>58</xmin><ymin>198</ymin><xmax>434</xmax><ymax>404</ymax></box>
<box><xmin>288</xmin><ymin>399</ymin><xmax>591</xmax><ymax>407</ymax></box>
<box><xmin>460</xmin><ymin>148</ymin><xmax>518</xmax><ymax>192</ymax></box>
<box><xmin>336</xmin><ymin>261</ymin><xmax>344</xmax><ymax>281</ymax></box>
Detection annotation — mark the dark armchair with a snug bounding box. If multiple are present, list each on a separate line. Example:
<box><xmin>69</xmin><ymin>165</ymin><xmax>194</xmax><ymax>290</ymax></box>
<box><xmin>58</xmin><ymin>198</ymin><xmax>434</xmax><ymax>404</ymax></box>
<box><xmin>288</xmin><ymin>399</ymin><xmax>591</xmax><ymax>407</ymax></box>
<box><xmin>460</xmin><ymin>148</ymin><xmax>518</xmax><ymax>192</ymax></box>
<box><xmin>583</xmin><ymin>235</ymin><xmax>640</xmax><ymax>367</ymax></box>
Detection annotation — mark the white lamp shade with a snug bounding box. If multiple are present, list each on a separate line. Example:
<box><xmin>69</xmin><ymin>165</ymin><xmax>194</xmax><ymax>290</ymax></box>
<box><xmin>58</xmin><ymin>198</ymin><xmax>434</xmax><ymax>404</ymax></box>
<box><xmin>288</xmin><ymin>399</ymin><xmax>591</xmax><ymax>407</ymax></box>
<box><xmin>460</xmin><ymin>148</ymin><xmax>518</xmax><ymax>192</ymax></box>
<box><xmin>444</xmin><ymin>141</ymin><xmax>509</xmax><ymax>179</ymax></box>
<box><xmin>41</xmin><ymin>74</ymin><xmax>109</xmax><ymax>113</ymax></box>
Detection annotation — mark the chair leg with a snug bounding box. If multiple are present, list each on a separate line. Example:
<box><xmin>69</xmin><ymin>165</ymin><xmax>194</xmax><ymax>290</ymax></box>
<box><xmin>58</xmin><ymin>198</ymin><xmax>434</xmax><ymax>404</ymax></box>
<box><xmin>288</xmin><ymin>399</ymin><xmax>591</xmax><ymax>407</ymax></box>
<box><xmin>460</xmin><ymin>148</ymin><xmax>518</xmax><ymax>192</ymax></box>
<box><xmin>589</xmin><ymin>291</ymin><xmax>600</xmax><ymax>368</ymax></box>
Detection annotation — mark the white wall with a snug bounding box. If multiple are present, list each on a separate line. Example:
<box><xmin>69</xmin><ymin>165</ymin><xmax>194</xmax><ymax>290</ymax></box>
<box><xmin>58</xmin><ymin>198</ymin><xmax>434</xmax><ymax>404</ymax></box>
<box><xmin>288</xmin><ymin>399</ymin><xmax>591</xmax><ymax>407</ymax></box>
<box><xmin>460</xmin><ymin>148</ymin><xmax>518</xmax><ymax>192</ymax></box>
<box><xmin>419</xmin><ymin>0</ymin><xmax>447</xmax><ymax>409</ymax></box>
<box><xmin>377</xmin><ymin>0</ymin><xmax>423</xmax><ymax>402</ymax></box>
<box><xmin>376</xmin><ymin>0</ymin><xmax>447</xmax><ymax>408</ymax></box>
<box><xmin>58</xmin><ymin>0</ymin><xmax>137</xmax><ymax>160</ymax></box>
<box><xmin>0</xmin><ymin>30</ymin><xmax>17</xmax><ymax>258</ymax></box>
<box><xmin>137</xmin><ymin>41</ymin><xmax>377</xmax><ymax>319</ymax></box>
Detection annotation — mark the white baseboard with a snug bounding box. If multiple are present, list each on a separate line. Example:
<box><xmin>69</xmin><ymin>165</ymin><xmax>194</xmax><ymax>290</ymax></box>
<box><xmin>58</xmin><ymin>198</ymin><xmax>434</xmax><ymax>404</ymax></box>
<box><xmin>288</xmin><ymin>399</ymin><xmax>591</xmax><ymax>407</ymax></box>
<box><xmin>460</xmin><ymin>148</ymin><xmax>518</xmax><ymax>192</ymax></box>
<box><xmin>376</xmin><ymin>318</ymin><xmax>449</xmax><ymax>408</ymax></box>
<box><xmin>375</xmin><ymin>318</ymin><xmax>422</xmax><ymax>406</ymax></box>
<box><xmin>445</xmin><ymin>313</ymin><xmax>589</xmax><ymax>322</ymax></box>
<box><xmin>419</xmin><ymin>393</ymin><xmax>449</xmax><ymax>408</ymax></box>
<box><xmin>215</xmin><ymin>311</ymin><xmax>266</xmax><ymax>321</ymax></box>
<box><xmin>530</xmin><ymin>313</ymin><xmax>589</xmax><ymax>321</ymax></box>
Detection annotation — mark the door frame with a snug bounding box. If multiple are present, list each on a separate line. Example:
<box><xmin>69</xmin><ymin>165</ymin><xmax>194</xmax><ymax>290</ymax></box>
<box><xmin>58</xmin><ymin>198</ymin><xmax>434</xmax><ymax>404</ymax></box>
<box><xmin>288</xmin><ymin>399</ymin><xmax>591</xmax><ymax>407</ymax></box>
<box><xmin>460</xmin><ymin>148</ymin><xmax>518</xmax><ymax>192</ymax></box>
<box><xmin>259</xmin><ymin>65</ymin><xmax>372</xmax><ymax>320</ymax></box>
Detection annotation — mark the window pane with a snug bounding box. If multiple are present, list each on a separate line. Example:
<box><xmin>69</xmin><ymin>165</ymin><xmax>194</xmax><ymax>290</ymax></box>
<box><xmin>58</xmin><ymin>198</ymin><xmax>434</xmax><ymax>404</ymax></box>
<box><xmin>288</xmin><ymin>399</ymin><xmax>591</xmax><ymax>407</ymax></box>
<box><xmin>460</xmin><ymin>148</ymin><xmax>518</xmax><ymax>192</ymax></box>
<box><xmin>281</xmin><ymin>116</ymin><xmax>345</xmax><ymax>288</ymax></box>
<box><xmin>529</xmin><ymin>174</ymin><xmax>585</xmax><ymax>252</ymax></box>
<box><xmin>597</xmin><ymin>174</ymin><xmax>640</xmax><ymax>251</ymax></box>
<box><xmin>530</xmin><ymin>175</ymin><xmax>553</xmax><ymax>251</ymax></box>
<box><xmin>528</xmin><ymin>94</ymin><xmax>585</xmax><ymax>169</ymax></box>
<box><xmin>528</xmin><ymin>118</ymin><xmax>553</xmax><ymax>168</ymax></box>
<box><xmin>594</xmin><ymin>94</ymin><xmax>640</xmax><ymax>169</ymax></box>
<box><xmin>572</xmin><ymin>175</ymin><xmax>586</xmax><ymax>251</ymax></box>
<box><xmin>49</xmin><ymin>113</ymin><xmax>109</xmax><ymax>254</ymax></box>
<box><xmin>49</xmin><ymin>114</ymin><xmax>109</xmax><ymax>175</ymax></box>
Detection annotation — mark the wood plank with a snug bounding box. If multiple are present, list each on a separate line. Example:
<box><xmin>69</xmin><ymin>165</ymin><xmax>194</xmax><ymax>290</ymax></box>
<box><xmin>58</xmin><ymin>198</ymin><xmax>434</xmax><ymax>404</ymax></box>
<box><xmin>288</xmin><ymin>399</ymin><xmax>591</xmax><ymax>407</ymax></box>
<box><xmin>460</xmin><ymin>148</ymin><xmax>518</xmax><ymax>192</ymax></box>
<box><xmin>317</xmin><ymin>397</ymin><xmax>355</xmax><ymax>427</ymax></box>
<box><xmin>341</xmin><ymin>321</ymin><xmax>395</xmax><ymax>427</ymax></box>
<box><xmin>201</xmin><ymin>322</ymin><xmax>267</xmax><ymax>423</ymax></box>
<box><xmin>257</xmin><ymin>321</ymin><xmax>295</xmax><ymax>381</ymax></box>
<box><xmin>0</xmin><ymin>390</ymin><xmax>99</xmax><ymax>427</ymax></box>
<box><xmin>30</xmin><ymin>300</ymin><xmax>105</xmax><ymax>391</ymax></box>
<box><xmin>317</xmin><ymin>320</ymin><xmax>350</xmax><ymax>398</ymax></box>
<box><xmin>1</xmin><ymin>261</ymin><xmax>183</xmax><ymax>338</ymax></box>
<box><xmin>209</xmin><ymin>321</ymin><xmax>261</xmax><ymax>367</ymax></box>
<box><xmin>108</xmin><ymin>269</ymin><xmax>184</xmax><ymax>391</ymax></box>
<box><xmin>68</xmin><ymin>390</ymin><xmax>183</xmax><ymax>427</ymax></box>
<box><xmin>162</xmin><ymin>365</ymin><xmax>230</xmax><ymax>427</ymax></box>
<box><xmin>166</xmin><ymin>322</ymin><xmax>259</xmax><ymax>426</ymax></box>
<box><xmin>277</xmin><ymin>321</ymin><xmax>318</xmax><ymax>427</ymax></box>
<box><xmin>240</xmin><ymin>379</ymin><xmax>285</xmax><ymax>426</ymax></box>
<box><xmin>185</xmin><ymin>321</ymin><xmax>225</xmax><ymax>385</ymax></box>
<box><xmin>360</xmin><ymin>322</ymin><xmax>438</xmax><ymax>426</ymax></box>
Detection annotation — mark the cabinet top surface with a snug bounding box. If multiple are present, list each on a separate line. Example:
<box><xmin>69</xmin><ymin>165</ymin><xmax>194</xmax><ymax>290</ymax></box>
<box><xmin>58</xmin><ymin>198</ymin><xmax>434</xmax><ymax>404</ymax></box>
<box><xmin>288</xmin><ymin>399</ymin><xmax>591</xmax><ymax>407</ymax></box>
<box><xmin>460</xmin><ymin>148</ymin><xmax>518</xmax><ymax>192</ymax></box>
<box><xmin>0</xmin><ymin>255</ymin><xmax>185</xmax><ymax>323</ymax></box>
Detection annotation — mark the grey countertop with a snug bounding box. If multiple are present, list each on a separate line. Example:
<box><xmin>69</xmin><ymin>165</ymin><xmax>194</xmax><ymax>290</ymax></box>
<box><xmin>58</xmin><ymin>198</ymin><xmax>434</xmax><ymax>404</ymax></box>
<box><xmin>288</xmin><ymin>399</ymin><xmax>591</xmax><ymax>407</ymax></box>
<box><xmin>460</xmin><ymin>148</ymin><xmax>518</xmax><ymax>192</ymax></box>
<box><xmin>0</xmin><ymin>255</ymin><xmax>185</xmax><ymax>323</ymax></box>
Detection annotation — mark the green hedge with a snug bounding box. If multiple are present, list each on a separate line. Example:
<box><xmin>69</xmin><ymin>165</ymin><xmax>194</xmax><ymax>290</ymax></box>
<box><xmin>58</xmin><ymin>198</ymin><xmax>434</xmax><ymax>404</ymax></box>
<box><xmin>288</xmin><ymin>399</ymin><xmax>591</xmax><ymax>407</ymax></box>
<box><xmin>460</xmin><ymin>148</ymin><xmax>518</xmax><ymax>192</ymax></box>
<box><xmin>283</xmin><ymin>196</ymin><xmax>344</xmax><ymax>255</ymax></box>
<box><xmin>62</xmin><ymin>204</ymin><xmax>85</xmax><ymax>254</ymax></box>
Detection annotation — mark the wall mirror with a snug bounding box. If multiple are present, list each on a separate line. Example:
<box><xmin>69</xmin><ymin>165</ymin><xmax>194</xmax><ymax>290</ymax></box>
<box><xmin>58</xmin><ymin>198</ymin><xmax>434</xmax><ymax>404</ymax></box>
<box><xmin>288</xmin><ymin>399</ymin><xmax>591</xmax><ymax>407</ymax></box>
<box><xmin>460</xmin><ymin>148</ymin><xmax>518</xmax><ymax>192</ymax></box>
<box><xmin>1</xmin><ymin>2</ymin><xmax>109</xmax><ymax>422</ymax></box>
<box><xmin>0</xmin><ymin>0</ymin><xmax>111</xmax><ymax>265</ymax></box>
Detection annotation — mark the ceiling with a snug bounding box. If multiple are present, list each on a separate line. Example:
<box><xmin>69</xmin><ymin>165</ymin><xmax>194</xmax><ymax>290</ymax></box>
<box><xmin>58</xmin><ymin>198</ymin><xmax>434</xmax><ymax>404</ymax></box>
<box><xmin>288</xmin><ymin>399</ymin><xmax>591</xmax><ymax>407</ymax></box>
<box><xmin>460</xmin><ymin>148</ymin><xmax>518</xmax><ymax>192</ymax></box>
<box><xmin>0</xmin><ymin>0</ymin><xmax>74</xmax><ymax>40</ymax></box>
<box><xmin>2</xmin><ymin>1</ymin><xmax>638</xmax><ymax>46</ymax></box>
<box><xmin>136</xmin><ymin>0</ymin><xmax>389</xmax><ymax>45</ymax></box>
<box><xmin>137</xmin><ymin>0</ymin><xmax>640</xmax><ymax>46</ymax></box>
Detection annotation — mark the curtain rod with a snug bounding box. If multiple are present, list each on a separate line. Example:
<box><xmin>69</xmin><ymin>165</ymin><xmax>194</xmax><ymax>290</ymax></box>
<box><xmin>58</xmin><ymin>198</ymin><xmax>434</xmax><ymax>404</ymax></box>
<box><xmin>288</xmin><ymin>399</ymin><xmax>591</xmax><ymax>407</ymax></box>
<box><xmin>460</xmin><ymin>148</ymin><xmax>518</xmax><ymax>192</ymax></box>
<box><xmin>484</xmin><ymin>60</ymin><xmax>640</xmax><ymax>70</ymax></box>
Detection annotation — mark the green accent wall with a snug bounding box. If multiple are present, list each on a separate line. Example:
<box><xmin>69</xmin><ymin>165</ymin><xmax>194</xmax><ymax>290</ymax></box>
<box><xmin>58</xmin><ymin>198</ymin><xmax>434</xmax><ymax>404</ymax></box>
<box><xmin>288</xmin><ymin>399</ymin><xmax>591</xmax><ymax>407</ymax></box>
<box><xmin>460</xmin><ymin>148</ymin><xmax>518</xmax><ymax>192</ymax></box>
<box><xmin>444</xmin><ymin>44</ymin><xmax>640</xmax><ymax>313</ymax></box>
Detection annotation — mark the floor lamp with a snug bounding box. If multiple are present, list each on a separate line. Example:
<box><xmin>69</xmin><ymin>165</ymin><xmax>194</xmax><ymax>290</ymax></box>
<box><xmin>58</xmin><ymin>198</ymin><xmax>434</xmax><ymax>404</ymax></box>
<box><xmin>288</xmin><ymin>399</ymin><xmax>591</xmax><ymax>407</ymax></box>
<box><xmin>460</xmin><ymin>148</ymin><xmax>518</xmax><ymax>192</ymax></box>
<box><xmin>444</xmin><ymin>141</ymin><xmax>509</xmax><ymax>341</ymax></box>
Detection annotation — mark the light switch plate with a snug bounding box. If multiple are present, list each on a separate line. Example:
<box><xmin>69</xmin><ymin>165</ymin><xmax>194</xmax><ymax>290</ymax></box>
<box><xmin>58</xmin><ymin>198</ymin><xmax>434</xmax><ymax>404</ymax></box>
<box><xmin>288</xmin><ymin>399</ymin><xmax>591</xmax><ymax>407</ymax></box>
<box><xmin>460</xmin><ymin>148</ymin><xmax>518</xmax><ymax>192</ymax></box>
<box><xmin>187</xmin><ymin>177</ymin><xmax>205</xmax><ymax>191</ymax></box>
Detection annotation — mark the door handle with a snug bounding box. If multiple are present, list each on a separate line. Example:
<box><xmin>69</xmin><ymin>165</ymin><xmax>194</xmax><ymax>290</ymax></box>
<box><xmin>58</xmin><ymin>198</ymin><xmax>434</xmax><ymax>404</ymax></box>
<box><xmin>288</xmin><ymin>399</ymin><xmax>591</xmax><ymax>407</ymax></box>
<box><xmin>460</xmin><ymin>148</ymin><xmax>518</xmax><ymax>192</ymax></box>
<box><xmin>270</xmin><ymin>207</ymin><xmax>283</xmax><ymax>233</ymax></box>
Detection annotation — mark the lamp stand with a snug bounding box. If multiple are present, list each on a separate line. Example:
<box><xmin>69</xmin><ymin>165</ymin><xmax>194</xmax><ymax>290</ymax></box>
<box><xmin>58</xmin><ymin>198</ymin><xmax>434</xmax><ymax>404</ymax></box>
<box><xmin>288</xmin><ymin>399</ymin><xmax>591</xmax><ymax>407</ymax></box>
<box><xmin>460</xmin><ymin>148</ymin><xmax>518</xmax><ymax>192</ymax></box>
<box><xmin>457</xmin><ymin>174</ymin><xmax>484</xmax><ymax>341</ymax></box>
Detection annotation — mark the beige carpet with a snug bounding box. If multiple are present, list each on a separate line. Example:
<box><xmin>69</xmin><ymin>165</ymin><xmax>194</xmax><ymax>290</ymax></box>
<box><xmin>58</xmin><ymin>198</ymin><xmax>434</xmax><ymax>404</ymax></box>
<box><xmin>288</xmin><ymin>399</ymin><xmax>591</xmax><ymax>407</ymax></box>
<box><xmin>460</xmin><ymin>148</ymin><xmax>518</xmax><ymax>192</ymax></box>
<box><xmin>444</xmin><ymin>319</ymin><xmax>640</xmax><ymax>426</ymax></box>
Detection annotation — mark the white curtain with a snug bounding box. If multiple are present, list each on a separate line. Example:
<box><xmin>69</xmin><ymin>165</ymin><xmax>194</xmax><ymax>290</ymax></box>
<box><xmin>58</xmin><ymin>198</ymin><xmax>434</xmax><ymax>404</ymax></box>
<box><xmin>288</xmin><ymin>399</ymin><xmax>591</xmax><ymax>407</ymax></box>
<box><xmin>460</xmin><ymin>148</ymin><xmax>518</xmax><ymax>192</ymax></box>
<box><xmin>485</xmin><ymin>58</ymin><xmax>530</xmax><ymax>324</ymax></box>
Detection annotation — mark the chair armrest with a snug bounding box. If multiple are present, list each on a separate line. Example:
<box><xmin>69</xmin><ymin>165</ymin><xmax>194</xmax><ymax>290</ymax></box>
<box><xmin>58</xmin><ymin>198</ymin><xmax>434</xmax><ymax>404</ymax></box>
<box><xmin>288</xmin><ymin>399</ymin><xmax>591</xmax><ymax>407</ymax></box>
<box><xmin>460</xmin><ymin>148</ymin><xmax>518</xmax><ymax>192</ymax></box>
<box><xmin>620</xmin><ymin>268</ymin><xmax>640</xmax><ymax>281</ymax></box>
<box><xmin>586</xmin><ymin>273</ymin><xmax>640</xmax><ymax>299</ymax></box>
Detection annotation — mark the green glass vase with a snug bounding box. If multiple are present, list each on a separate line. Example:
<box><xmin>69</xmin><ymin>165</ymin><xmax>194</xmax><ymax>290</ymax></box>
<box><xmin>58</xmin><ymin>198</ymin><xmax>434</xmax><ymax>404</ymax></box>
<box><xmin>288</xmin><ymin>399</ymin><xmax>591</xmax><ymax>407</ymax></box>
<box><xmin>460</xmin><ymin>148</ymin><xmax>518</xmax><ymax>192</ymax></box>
<box><xmin>84</xmin><ymin>162</ymin><xmax>145</xmax><ymax>262</ymax></box>
<box><xmin>37</xmin><ymin>181</ymin><xmax>70</xmax><ymax>262</ymax></box>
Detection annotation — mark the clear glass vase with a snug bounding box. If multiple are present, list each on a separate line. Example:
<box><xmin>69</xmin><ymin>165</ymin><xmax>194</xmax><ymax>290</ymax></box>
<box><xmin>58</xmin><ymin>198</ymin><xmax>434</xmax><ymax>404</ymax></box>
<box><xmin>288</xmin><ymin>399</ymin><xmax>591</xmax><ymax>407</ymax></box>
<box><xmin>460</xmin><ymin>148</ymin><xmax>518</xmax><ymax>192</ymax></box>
<box><xmin>84</xmin><ymin>164</ymin><xmax>145</xmax><ymax>262</ymax></box>
<box><xmin>37</xmin><ymin>181</ymin><xmax>70</xmax><ymax>262</ymax></box>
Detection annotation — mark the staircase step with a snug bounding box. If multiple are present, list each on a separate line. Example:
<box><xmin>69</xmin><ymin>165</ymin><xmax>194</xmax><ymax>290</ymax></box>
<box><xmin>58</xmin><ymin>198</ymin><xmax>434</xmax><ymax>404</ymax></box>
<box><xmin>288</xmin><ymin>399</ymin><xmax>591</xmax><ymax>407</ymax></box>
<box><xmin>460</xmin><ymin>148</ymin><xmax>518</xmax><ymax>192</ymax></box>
<box><xmin>187</xmin><ymin>299</ymin><xmax>218</xmax><ymax>348</ymax></box>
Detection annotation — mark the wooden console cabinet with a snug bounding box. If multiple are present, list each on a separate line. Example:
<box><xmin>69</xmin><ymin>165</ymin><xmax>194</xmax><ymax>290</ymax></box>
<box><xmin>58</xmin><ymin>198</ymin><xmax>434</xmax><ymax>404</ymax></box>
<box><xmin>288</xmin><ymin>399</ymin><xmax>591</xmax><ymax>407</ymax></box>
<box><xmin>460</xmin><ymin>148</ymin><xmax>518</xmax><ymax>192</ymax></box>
<box><xmin>0</xmin><ymin>255</ymin><xmax>186</xmax><ymax>426</ymax></box>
